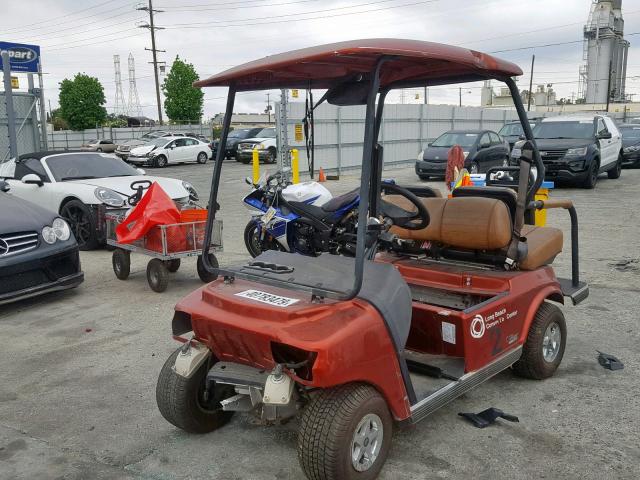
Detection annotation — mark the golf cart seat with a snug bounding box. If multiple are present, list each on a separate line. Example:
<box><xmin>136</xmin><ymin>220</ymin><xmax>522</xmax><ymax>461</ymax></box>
<box><xmin>237</xmin><ymin>250</ymin><xmax>412</xmax><ymax>351</ymax></box>
<box><xmin>386</xmin><ymin>196</ymin><xmax>563</xmax><ymax>270</ymax></box>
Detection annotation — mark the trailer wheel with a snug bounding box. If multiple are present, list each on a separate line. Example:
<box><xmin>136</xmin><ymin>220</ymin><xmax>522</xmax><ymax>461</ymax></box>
<box><xmin>156</xmin><ymin>348</ymin><xmax>234</xmax><ymax>433</ymax></box>
<box><xmin>166</xmin><ymin>258</ymin><xmax>181</xmax><ymax>272</ymax></box>
<box><xmin>112</xmin><ymin>248</ymin><xmax>131</xmax><ymax>280</ymax></box>
<box><xmin>147</xmin><ymin>258</ymin><xmax>169</xmax><ymax>292</ymax></box>
<box><xmin>298</xmin><ymin>383</ymin><xmax>392</xmax><ymax>480</ymax></box>
<box><xmin>513</xmin><ymin>302</ymin><xmax>566</xmax><ymax>380</ymax></box>
<box><xmin>197</xmin><ymin>253</ymin><xmax>219</xmax><ymax>283</ymax></box>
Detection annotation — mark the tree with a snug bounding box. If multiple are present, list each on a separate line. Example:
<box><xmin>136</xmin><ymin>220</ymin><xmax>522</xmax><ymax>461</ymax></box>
<box><xmin>162</xmin><ymin>56</ymin><xmax>204</xmax><ymax>123</ymax></box>
<box><xmin>57</xmin><ymin>73</ymin><xmax>107</xmax><ymax>130</ymax></box>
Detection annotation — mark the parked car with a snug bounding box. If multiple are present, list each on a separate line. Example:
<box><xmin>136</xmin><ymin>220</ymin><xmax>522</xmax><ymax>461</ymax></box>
<box><xmin>224</xmin><ymin>128</ymin><xmax>265</xmax><ymax>159</ymax></box>
<box><xmin>511</xmin><ymin>114</ymin><xmax>622</xmax><ymax>188</ymax></box>
<box><xmin>0</xmin><ymin>179</ymin><xmax>84</xmax><ymax>305</ymax></box>
<box><xmin>81</xmin><ymin>139</ymin><xmax>117</xmax><ymax>153</ymax></box>
<box><xmin>185</xmin><ymin>132</ymin><xmax>210</xmax><ymax>143</ymax></box>
<box><xmin>128</xmin><ymin>136</ymin><xmax>212</xmax><ymax>167</ymax></box>
<box><xmin>498</xmin><ymin>121</ymin><xmax>536</xmax><ymax>150</ymax></box>
<box><xmin>115</xmin><ymin>131</ymin><xmax>183</xmax><ymax>160</ymax></box>
<box><xmin>0</xmin><ymin>151</ymin><xmax>199</xmax><ymax>250</ymax></box>
<box><xmin>618</xmin><ymin>123</ymin><xmax>640</xmax><ymax>168</ymax></box>
<box><xmin>415</xmin><ymin>129</ymin><xmax>509</xmax><ymax>179</ymax></box>
<box><xmin>236</xmin><ymin>127</ymin><xmax>278</xmax><ymax>164</ymax></box>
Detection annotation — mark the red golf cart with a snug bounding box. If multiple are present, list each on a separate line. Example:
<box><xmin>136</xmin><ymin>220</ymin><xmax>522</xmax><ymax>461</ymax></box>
<box><xmin>156</xmin><ymin>39</ymin><xmax>588</xmax><ymax>480</ymax></box>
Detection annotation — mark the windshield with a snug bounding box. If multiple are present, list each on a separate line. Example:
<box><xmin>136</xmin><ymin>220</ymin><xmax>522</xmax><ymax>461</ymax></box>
<box><xmin>620</xmin><ymin>126</ymin><xmax>640</xmax><ymax>139</ymax></box>
<box><xmin>533</xmin><ymin>121</ymin><xmax>594</xmax><ymax>139</ymax></box>
<box><xmin>228</xmin><ymin>129</ymin><xmax>251</xmax><ymax>138</ymax></box>
<box><xmin>146</xmin><ymin>137</ymin><xmax>171</xmax><ymax>148</ymax></box>
<box><xmin>142</xmin><ymin>132</ymin><xmax>162</xmax><ymax>140</ymax></box>
<box><xmin>431</xmin><ymin>132</ymin><xmax>478</xmax><ymax>148</ymax></box>
<box><xmin>86</xmin><ymin>139</ymin><xmax>97</xmax><ymax>144</ymax></box>
<box><xmin>46</xmin><ymin>154</ymin><xmax>139</xmax><ymax>181</ymax></box>
<box><xmin>499</xmin><ymin>123</ymin><xmax>523</xmax><ymax>136</ymax></box>
<box><xmin>255</xmin><ymin>128</ymin><xmax>276</xmax><ymax>138</ymax></box>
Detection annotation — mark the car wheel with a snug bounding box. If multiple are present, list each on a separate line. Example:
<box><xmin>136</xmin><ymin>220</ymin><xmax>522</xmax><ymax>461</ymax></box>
<box><xmin>156</xmin><ymin>348</ymin><xmax>235</xmax><ymax>433</ymax></box>
<box><xmin>147</xmin><ymin>258</ymin><xmax>169</xmax><ymax>292</ymax></box>
<box><xmin>154</xmin><ymin>155</ymin><xmax>168</xmax><ymax>168</ymax></box>
<box><xmin>607</xmin><ymin>154</ymin><xmax>622</xmax><ymax>179</ymax></box>
<box><xmin>197</xmin><ymin>152</ymin><xmax>208</xmax><ymax>164</ymax></box>
<box><xmin>60</xmin><ymin>199</ymin><xmax>99</xmax><ymax>250</ymax></box>
<box><xmin>469</xmin><ymin>161</ymin><xmax>480</xmax><ymax>174</ymax></box>
<box><xmin>197</xmin><ymin>253</ymin><xmax>219</xmax><ymax>283</ymax></box>
<box><xmin>582</xmin><ymin>159</ymin><xmax>599</xmax><ymax>189</ymax></box>
<box><xmin>112</xmin><ymin>248</ymin><xmax>131</xmax><ymax>280</ymax></box>
<box><xmin>97</xmin><ymin>148</ymin><xmax>103</xmax><ymax>152</ymax></box>
<box><xmin>513</xmin><ymin>302</ymin><xmax>566</xmax><ymax>379</ymax></box>
<box><xmin>266</xmin><ymin>148</ymin><xmax>277</xmax><ymax>164</ymax></box>
<box><xmin>298</xmin><ymin>383</ymin><xmax>393</xmax><ymax>480</ymax></box>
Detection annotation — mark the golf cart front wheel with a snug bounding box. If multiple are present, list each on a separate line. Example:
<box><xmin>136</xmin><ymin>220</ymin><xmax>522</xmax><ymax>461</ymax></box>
<box><xmin>147</xmin><ymin>258</ymin><xmax>169</xmax><ymax>292</ymax></box>
<box><xmin>298</xmin><ymin>383</ymin><xmax>392</xmax><ymax>480</ymax></box>
<box><xmin>197</xmin><ymin>253</ymin><xmax>219</xmax><ymax>283</ymax></box>
<box><xmin>513</xmin><ymin>302</ymin><xmax>566</xmax><ymax>380</ymax></box>
<box><xmin>156</xmin><ymin>348</ymin><xmax>234</xmax><ymax>433</ymax></box>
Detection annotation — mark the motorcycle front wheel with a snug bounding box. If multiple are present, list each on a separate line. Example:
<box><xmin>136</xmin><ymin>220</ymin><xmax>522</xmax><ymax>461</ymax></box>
<box><xmin>244</xmin><ymin>220</ymin><xmax>282</xmax><ymax>257</ymax></box>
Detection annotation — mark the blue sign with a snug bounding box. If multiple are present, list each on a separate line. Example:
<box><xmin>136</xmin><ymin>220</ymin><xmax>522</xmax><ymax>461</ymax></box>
<box><xmin>0</xmin><ymin>41</ymin><xmax>40</xmax><ymax>73</ymax></box>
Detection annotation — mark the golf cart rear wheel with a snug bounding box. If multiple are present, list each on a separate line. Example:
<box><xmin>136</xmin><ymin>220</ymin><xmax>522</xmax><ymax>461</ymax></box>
<box><xmin>147</xmin><ymin>258</ymin><xmax>169</xmax><ymax>292</ymax></box>
<box><xmin>166</xmin><ymin>258</ymin><xmax>181</xmax><ymax>272</ymax></box>
<box><xmin>197</xmin><ymin>253</ymin><xmax>219</xmax><ymax>283</ymax></box>
<box><xmin>112</xmin><ymin>248</ymin><xmax>131</xmax><ymax>280</ymax></box>
<box><xmin>156</xmin><ymin>348</ymin><xmax>234</xmax><ymax>433</ymax></box>
<box><xmin>513</xmin><ymin>302</ymin><xmax>566</xmax><ymax>380</ymax></box>
<box><xmin>298</xmin><ymin>383</ymin><xmax>392</xmax><ymax>480</ymax></box>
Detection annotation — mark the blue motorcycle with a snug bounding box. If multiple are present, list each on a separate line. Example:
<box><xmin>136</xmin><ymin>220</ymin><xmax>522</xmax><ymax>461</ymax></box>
<box><xmin>242</xmin><ymin>171</ymin><xmax>360</xmax><ymax>257</ymax></box>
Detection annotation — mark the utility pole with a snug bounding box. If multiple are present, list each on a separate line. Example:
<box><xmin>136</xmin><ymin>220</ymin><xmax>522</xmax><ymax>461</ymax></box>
<box><xmin>138</xmin><ymin>0</ymin><xmax>165</xmax><ymax>125</ymax></box>
<box><xmin>423</xmin><ymin>86</ymin><xmax>428</xmax><ymax>105</ymax></box>
<box><xmin>459</xmin><ymin>87</ymin><xmax>462</xmax><ymax>107</ymax></box>
<box><xmin>527</xmin><ymin>54</ymin><xmax>535</xmax><ymax>111</ymax></box>
<box><xmin>266</xmin><ymin>92</ymin><xmax>271</xmax><ymax>123</ymax></box>
<box><xmin>606</xmin><ymin>59</ymin><xmax>613</xmax><ymax>112</ymax></box>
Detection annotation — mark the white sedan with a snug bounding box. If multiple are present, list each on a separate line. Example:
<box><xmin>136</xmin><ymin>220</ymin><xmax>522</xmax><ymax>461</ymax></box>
<box><xmin>0</xmin><ymin>151</ymin><xmax>199</xmax><ymax>250</ymax></box>
<box><xmin>128</xmin><ymin>136</ymin><xmax>212</xmax><ymax>168</ymax></box>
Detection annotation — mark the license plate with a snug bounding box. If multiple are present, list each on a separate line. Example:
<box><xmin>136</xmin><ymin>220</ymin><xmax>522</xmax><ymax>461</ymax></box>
<box><xmin>261</xmin><ymin>207</ymin><xmax>276</xmax><ymax>224</ymax></box>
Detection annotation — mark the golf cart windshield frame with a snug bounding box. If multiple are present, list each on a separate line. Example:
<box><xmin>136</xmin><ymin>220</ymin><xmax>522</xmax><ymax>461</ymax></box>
<box><xmin>200</xmin><ymin>47</ymin><xmax>544</xmax><ymax>301</ymax></box>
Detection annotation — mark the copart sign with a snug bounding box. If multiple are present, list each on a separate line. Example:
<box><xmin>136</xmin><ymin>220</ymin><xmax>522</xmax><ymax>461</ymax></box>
<box><xmin>0</xmin><ymin>41</ymin><xmax>41</xmax><ymax>73</ymax></box>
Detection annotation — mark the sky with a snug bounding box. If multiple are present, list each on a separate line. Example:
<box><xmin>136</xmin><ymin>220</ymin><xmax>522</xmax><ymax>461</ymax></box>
<box><xmin>3</xmin><ymin>0</ymin><xmax>640</xmax><ymax>121</ymax></box>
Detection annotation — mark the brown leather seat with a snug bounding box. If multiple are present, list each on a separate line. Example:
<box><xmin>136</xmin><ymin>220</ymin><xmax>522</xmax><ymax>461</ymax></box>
<box><xmin>385</xmin><ymin>195</ymin><xmax>563</xmax><ymax>270</ymax></box>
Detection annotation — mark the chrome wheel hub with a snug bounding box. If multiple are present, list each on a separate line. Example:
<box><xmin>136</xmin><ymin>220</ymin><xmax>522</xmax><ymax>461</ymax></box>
<box><xmin>542</xmin><ymin>321</ymin><xmax>561</xmax><ymax>363</ymax></box>
<box><xmin>351</xmin><ymin>413</ymin><xmax>383</xmax><ymax>472</ymax></box>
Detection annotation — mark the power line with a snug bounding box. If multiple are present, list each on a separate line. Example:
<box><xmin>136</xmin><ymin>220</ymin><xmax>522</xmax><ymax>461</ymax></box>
<box><xmin>46</xmin><ymin>32</ymin><xmax>147</xmax><ymax>52</ymax></box>
<box><xmin>159</xmin><ymin>0</ymin><xmax>323</xmax><ymax>12</ymax></box>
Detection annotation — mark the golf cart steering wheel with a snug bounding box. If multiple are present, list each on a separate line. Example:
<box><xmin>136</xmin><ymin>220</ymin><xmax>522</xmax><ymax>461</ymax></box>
<box><xmin>379</xmin><ymin>183</ymin><xmax>430</xmax><ymax>230</ymax></box>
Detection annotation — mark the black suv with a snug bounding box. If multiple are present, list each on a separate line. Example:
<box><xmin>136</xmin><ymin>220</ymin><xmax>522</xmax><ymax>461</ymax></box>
<box><xmin>212</xmin><ymin>128</ymin><xmax>264</xmax><ymax>160</ymax></box>
<box><xmin>415</xmin><ymin>129</ymin><xmax>509</xmax><ymax>179</ymax></box>
<box><xmin>619</xmin><ymin>124</ymin><xmax>640</xmax><ymax>168</ymax></box>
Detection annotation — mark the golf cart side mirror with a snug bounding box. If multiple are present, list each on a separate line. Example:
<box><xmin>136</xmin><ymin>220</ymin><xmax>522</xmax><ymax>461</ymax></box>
<box><xmin>245</xmin><ymin>176</ymin><xmax>253</xmax><ymax>185</ymax></box>
<box><xmin>0</xmin><ymin>180</ymin><xmax>9</xmax><ymax>192</ymax></box>
<box><xmin>21</xmin><ymin>174</ymin><xmax>43</xmax><ymax>186</ymax></box>
<box><xmin>137</xmin><ymin>168</ymin><xmax>146</xmax><ymax>175</ymax></box>
<box><xmin>598</xmin><ymin>131</ymin><xmax>612</xmax><ymax>139</ymax></box>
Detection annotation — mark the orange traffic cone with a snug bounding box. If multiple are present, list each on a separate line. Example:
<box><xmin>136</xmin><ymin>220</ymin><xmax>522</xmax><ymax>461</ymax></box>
<box><xmin>318</xmin><ymin>167</ymin><xmax>326</xmax><ymax>182</ymax></box>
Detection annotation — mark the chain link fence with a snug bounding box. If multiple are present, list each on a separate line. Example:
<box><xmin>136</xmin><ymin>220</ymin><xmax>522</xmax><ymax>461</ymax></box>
<box><xmin>1</xmin><ymin>92</ymin><xmax>41</xmax><ymax>160</ymax></box>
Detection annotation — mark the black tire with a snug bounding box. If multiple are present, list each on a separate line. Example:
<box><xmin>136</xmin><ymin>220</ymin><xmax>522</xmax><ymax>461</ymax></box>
<box><xmin>112</xmin><ymin>248</ymin><xmax>131</xmax><ymax>280</ymax></box>
<box><xmin>240</xmin><ymin>157</ymin><xmax>250</xmax><ymax>164</ymax></box>
<box><xmin>197</xmin><ymin>151</ymin><xmax>208</xmax><ymax>164</ymax></box>
<box><xmin>244</xmin><ymin>221</ymin><xmax>264</xmax><ymax>258</ymax></box>
<box><xmin>197</xmin><ymin>253</ymin><xmax>219</xmax><ymax>283</ymax></box>
<box><xmin>418</xmin><ymin>175</ymin><xmax>429</xmax><ymax>181</ymax></box>
<box><xmin>60</xmin><ymin>199</ymin><xmax>100</xmax><ymax>250</ymax></box>
<box><xmin>147</xmin><ymin>258</ymin><xmax>169</xmax><ymax>292</ymax></box>
<box><xmin>266</xmin><ymin>148</ymin><xmax>277</xmax><ymax>164</ymax></box>
<box><xmin>513</xmin><ymin>302</ymin><xmax>566</xmax><ymax>380</ymax></box>
<box><xmin>154</xmin><ymin>155</ymin><xmax>168</xmax><ymax>168</ymax></box>
<box><xmin>156</xmin><ymin>348</ymin><xmax>234</xmax><ymax>434</ymax></box>
<box><xmin>607</xmin><ymin>154</ymin><xmax>622</xmax><ymax>179</ymax></box>
<box><xmin>298</xmin><ymin>383</ymin><xmax>393</xmax><ymax>480</ymax></box>
<box><xmin>166</xmin><ymin>258</ymin><xmax>181</xmax><ymax>273</ymax></box>
<box><xmin>96</xmin><ymin>148</ymin><xmax>103</xmax><ymax>152</ymax></box>
<box><xmin>582</xmin><ymin>159</ymin><xmax>599</xmax><ymax>189</ymax></box>
<box><xmin>468</xmin><ymin>161</ymin><xmax>480</xmax><ymax>174</ymax></box>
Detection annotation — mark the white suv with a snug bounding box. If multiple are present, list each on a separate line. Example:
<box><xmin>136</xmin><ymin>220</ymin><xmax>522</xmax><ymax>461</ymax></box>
<box><xmin>236</xmin><ymin>127</ymin><xmax>278</xmax><ymax>164</ymax></box>
<box><xmin>512</xmin><ymin>114</ymin><xmax>622</xmax><ymax>188</ymax></box>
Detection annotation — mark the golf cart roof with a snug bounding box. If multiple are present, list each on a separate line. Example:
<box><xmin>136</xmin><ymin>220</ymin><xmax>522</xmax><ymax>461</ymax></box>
<box><xmin>194</xmin><ymin>38</ymin><xmax>523</xmax><ymax>91</ymax></box>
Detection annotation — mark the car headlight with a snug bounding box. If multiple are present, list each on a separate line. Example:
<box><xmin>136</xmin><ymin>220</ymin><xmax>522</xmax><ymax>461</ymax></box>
<box><xmin>565</xmin><ymin>146</ymin><xmax>587</xmax><ymax>156</ymax></box>
<box><xmin>52</xmin><ymin>218</ymin><xmax>71</xmax><ymax>241</ymax></box>
<box><xmin>94</xmin><ymin>187</ymin><xmax>125</xmax><ymax>207</ymax></box>
<box><xmin>182</xmin><ymin>181</ymin><xmax>199</xmax><ymax>201</ymax></box>
<box><xmin>417</xmin><ymin>150</ymin><xmax>424</xmax><ymax>161</ymax></box>
<box><xmin>42</xmin><ymin>226</ymin><xmax>57</xmax><ymax>244</ymax></box>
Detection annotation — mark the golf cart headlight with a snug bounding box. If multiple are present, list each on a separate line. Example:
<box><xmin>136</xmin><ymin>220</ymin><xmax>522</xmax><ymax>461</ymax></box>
<box><xmin>42</xmin><ymin>226</ymin><xmax>57</xmax><ymax>244</ymax></box>
<box><xmin>52</xmin><ymin>218</ymin><xmax>71</xmax><ymax>241</ymax></box>
<box><xmin>94</xmin><ymin>187</ymin><xmax>125</xmax><ymax>207</ymax></box>
<box><xmin>565</xmin><ymin>146</ymin><xmax>587</xmax><ymax>156</ymax></box>
<box><xmin>182</xmin><ymin>181</ymin><xmax>199</xmax><ymax>201</ymax></box>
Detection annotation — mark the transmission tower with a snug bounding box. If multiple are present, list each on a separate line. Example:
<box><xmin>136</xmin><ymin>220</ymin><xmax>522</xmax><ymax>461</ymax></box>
<box><xmin>113</xmin><ymin>55</ymin><xmax>127</xmax><ymax>115</ymax></box>
<box><xmin>127</xmin><ymin>53</ymin><xmax>143</xmax><ymax>117</ymax></box>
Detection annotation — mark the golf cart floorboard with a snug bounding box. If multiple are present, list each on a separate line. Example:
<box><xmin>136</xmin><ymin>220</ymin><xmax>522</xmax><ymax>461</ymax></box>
<box><xmin>405</xmin><ymin>351</ymin><xmax>466</xmax><ymax>399</ymax></box>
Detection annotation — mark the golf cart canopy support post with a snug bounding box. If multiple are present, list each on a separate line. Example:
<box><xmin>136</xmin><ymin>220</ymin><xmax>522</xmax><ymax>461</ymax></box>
<box><xmin>197</xmin><ymin>39</ymin><xmax>533</xmax><ymax>300</ymax></box>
